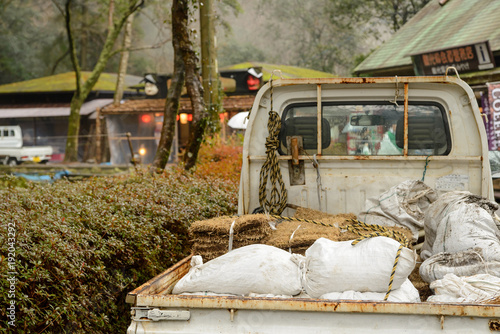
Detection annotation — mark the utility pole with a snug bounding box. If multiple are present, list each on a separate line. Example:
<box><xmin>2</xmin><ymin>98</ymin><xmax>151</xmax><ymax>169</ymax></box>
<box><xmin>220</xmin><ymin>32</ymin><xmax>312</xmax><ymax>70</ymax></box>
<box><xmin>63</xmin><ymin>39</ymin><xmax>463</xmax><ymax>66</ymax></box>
<box><xmin>199</xmin><ymin>0</ymin><xmax>219</xmax><ymax>117</ymax></box>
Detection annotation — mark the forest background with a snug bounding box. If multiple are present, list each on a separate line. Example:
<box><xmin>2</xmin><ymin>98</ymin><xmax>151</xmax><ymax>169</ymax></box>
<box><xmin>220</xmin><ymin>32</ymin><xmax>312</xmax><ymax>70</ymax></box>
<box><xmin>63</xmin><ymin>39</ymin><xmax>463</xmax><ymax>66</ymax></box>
<box><xmin>0</xmin><ymin>0</ymin><xmax>430</xmax><ymax>85</ymax></box>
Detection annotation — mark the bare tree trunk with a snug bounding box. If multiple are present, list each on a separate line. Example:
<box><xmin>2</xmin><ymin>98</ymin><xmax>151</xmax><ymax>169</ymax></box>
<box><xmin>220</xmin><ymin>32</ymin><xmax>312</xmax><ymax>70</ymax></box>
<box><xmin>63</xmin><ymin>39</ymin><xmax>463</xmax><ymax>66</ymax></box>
<box><xmin>200</xmin><ymin>0</ymin><xmax>219</xmax><ymax>116</ymax></box>
<box><xmin>108</xmin><ymin>0</ymin><xmax>114</xmax><ymax>28</ymax></box>
<box><xmin>113</xmin><ymin>13</ymin><xmax>134</xmax><ymax>105</ymax></box>
<box><xmin>151</xmin><ymin>0</ymin><xmax>185</xmax><ymax>172</ymax></box>
<box><xmin>178</xmin><ymin>0</ymin><xmax>205</xmax><ymax>170</ymax></box>
<box><xmin>63</xmin><ymin>0</ymin><xmax>143</xmax><ymax>162</ymax></box>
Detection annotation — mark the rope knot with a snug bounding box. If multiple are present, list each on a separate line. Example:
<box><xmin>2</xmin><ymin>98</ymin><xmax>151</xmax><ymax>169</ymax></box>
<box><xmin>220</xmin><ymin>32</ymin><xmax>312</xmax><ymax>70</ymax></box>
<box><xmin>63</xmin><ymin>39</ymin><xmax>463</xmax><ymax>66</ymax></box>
<box><xmin>259</xmin><ymin>110</ymin><xmax>287</xmax><ymax>215</ymax></box>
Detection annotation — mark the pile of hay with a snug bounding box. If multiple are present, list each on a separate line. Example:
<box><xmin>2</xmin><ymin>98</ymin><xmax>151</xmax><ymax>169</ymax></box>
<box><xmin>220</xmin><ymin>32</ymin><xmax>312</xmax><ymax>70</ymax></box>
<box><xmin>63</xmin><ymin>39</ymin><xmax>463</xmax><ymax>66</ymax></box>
<box><xmin>189</xmin><ymin>214</ymin><xmax>273</xmax><ymax>261</ymax></box>
<box><xmin>265</xmin><ymin>208</ymin><xmax>357</xmax><ymax>254</ymax></box>
<box><xmin>409</xmin><ymin>256</ymin><xmax>432</xmax><ymax>302</ymax></box>
<box><xmin>190</xmin><ymin>208</ymin><xmax>415</xmax><ymax>260</ymax></box>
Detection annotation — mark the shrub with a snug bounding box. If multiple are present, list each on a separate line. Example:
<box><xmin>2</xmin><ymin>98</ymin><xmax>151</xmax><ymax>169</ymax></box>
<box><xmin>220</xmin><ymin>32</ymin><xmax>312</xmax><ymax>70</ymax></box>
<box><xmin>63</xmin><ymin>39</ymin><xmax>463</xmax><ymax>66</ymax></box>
<box><xmin>194</xmin><ymin>134</ymin><xmax>243</xmax><ymax>184</ymax></box>
<box><xmin>0</xmin><ymin>165</ymin><xmax>239</xmax><ymax>333</ymax></box>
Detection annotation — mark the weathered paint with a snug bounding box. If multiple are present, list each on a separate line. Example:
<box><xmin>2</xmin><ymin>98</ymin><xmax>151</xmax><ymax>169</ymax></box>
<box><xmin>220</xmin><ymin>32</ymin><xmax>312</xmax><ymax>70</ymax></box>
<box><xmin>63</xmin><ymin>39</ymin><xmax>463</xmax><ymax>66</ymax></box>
<box><xmin>127</xmin><ymin>76</ymin><xmax>498</xmax><ymax>333</ymax></box>
<box><xmin>128</xmin><ymin>256</ymin><xmax>500</xmax><ymax>319</ymax></box>
<box><xmin>126</xmin><ymin>256</ymin><xmax>500</xmax><ymax>333</ymax></box>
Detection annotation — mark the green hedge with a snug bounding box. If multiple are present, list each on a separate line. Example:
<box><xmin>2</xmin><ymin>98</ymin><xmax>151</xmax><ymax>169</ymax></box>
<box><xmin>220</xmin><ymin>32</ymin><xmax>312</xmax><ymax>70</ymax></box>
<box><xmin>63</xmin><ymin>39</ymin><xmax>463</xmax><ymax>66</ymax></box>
<box><xmin>0</xmin><ymin>168</ymin><xmax>238</xmax><ymax>333</ymax></box>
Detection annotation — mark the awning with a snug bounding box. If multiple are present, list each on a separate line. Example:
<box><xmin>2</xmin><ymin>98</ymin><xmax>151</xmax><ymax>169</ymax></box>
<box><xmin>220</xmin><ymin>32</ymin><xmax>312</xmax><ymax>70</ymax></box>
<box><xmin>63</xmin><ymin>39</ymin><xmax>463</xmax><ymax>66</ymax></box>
<box><xmin>0</xmin><ymin>99</ymin><xmax>113</xmax><ymax>119</ymax></box>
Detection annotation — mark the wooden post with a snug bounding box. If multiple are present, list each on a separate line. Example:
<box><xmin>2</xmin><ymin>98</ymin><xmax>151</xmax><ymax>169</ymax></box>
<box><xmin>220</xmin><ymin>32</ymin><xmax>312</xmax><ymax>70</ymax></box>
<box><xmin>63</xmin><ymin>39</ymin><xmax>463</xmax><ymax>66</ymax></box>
<box><xmin>95</xmin><ymin>107</ymin><xmax>101</xmax><ymax>163</ymax></box>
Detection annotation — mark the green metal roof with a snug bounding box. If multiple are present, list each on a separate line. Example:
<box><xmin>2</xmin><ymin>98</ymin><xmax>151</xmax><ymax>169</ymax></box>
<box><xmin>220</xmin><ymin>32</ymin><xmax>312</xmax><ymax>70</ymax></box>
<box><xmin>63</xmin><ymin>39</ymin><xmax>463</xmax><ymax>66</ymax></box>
<box><xmin>354</xmin><ymin>0</ymin><xmax>500</xmax><ymax>75</ymax></box>
<box><xmin>0</xmin><ymin>72</ymin><xmax>143</xmax><ymax>94</ymax></box>
<box><xmin>220</xmin><ymin>62</ymin><xmax>336</xmax><ymax>82</ymax></box>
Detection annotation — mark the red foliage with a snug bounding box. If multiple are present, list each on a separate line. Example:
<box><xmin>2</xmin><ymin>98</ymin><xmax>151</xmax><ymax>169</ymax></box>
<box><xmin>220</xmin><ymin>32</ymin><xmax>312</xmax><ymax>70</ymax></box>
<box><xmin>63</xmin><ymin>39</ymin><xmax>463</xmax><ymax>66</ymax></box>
<box><xmin>194</xmin><ymin>135</ymin><xmax>243</xmax><ymax>185</ymax></box>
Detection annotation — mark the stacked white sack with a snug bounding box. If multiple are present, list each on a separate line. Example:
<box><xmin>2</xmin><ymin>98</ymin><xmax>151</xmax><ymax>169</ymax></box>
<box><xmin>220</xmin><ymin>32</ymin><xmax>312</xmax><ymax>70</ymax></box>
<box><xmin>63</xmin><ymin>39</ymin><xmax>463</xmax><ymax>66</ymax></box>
<box><xmin>172</xmin><ymin>244</ymin><xmax>304</xmax><ymax>296</ymax></box>
<box><xmin>427</xmin><ymin>273</ymin><xmax>500</xmax><ymax>303</ymax></box>
<box><xmin>421</xmin><ymin>191</ymin><xmax>500</xmax><ymax>261</ymax></box>
<box><xmin>419</xmin><ymin>249</ymin><xmax>500</xmax><ymax>283</ymax></box>
<box><xmin>420</xmin><ymin>191</ymin><xmax>500</xmax><ymax>282</ymax></box>
<box><xmin>303</xmin><ymin>237</ymin><xmax>416</xmax><ymax>298</ymax></box>
<box><xmin>359</xmin><ymin>179</ymin><xmax>437</xmax><ymax>241</ymax></box>
<box><xmin>320</xmin><ymin>279</ymin><xmax>420</xmax><ymax>303</ymax></box>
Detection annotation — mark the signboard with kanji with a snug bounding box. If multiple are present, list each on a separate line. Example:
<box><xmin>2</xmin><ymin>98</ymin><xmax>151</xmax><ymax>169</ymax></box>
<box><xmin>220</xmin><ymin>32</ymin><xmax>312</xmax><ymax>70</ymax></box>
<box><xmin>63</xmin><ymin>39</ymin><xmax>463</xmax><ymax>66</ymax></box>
<box><xmin>411</xmin><ymin>41</ymin><xmax>495</xmax><ymax>75</ymax></box>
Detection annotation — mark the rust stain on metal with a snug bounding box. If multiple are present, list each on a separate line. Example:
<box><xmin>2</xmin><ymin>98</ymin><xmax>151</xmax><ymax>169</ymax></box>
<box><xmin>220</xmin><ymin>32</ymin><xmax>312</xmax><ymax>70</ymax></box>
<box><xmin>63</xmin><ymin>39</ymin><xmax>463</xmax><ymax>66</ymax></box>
<box><xmin>135</xmin><ymin>292</ymin><xmax>500</xmax><ymax>319</ymax></box>
<box><xmin>275</xmin><ymin>76</ymin><xmax>457</xmax><ymax>88</ymax></box>
<box><xmin>353</xmin><ymin>155</ymin><xmax>371</xmax><ymax>160</ymax></box>
<box><xmin>291</xmin><ymin>137</ymin><xmax>299</xmax><ymax>165</ymax></box>
<box><xmin>489</xmin><ymin>319</ymin><xmax>500</xmax><ymax>331</ymax></box>
<box><xmin>127</xmin><ymin>255</ymin><xmax>192</xmax><ymax>304</ymax></box>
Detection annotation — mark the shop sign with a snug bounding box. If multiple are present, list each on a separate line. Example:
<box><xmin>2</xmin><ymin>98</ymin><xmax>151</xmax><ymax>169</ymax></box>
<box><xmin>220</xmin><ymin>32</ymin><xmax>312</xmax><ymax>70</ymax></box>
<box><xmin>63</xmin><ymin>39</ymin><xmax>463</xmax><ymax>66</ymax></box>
<box><xmin>411</xmin><ymin>41</ymin><xmax>495</xmax><ymax>75</ymax></box>
<box><xmin>489</xmin><ymin>81</ymin><xmax>500</xmax><ymax>150</ymax></box>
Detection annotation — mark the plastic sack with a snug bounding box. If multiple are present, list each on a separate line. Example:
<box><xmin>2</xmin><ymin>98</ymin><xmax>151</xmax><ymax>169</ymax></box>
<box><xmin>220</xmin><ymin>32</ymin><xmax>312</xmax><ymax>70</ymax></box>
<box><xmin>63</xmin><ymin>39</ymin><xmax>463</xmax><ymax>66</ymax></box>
<box><xmin>320</xmin><ymin>279</ymin><xmax>420</xmax><ymax>303</ymax></box>
<box><xmin>172</xmin><ymin>244</ymin><xmax>304</xmax><ymax>296</ymax></box>
<box><xmin>419</xmin><ymin>249</ymin><xmax>500</xmax><ymax>283</ymax></box>
<box><xmin>359</xmin><ymin>179</ymin><xmax>437</xmax><ymax>241</ymax></box>
<box><xmin>303</xmin><ymin>237</ymin><xmax>416</xmax><ymax>298</ymax></box>
<box><xmin>427</xmin><ymin>273</ymin><xmax>500</xmax><ymax>303</ymax></box>
<box><xmin>420</xmin><ymin>191</ymin><xmax>500</xmax><ymax>261</ymax></box>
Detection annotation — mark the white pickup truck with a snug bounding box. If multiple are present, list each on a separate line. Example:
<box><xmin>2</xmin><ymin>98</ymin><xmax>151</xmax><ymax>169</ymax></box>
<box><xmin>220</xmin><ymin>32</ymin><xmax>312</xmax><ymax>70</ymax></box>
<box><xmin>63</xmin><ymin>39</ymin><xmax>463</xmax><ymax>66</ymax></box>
<box><xmin>0</xmin><ymin>125</ymin><xmax>53</xmax><ymax>166</ymax></box>
<box><xmin>126</xmin><ymin>75</ymin><xmax>500</xmax><ymax>333</ymax></box>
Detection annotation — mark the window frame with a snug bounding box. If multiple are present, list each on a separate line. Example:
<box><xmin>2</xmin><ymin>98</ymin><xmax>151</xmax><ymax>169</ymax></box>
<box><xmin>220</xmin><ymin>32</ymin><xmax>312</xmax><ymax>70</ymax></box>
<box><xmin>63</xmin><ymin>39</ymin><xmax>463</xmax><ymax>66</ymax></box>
<box><xmin>278</xmin><ymin>100</ymin><xmax>451</xmax><ymax>156</ymax></box>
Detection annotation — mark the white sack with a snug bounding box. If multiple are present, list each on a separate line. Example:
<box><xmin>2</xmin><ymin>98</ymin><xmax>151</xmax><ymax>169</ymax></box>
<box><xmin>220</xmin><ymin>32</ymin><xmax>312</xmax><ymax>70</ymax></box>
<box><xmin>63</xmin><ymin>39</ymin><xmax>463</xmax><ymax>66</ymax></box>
<box><xmin>320</xmin><ymin>279</ymin><xmax>420</xmax><ymax>303</ymax></box>
<box><xmin>420</xmin><ymin>191</ymin><xmax>500</xmax><ymax>261</ymax></box>
<box><xmin>419</xmin><ymin>249</ymin><xmax>500</xmax><ymax>283</ymax></box>
<box><xmin>427</xmin><ymin>273</ymin><xmax>500</xmax><ymax>303</ymax></box>
<box><xmin>303</xmin><ymin>237</ymin><xmax>416</xmax><ymax>298</ymax></box>
<box><xmin>359</xmin><ymin>179</ymin><xmax>437</xmax><ymax>241</ymax></box>
<box><xmin>172</xmin><ymin>244</ymin><xmax>304</xmax><ymax>296</ymax></box>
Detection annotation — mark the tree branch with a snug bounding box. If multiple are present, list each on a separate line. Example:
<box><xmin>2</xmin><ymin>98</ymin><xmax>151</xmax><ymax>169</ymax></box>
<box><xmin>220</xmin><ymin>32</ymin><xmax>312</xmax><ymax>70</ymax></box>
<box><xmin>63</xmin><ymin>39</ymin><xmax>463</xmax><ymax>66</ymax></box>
<box><xmin>51</xmin><ymin>49</ymin><xmax>70</xmax><ymax>75</ymax></box>
<box><xmin>80</xmin><ymin>0</ymin><xmax>143</xmax><ymax>98</ymax></box>
<box><xmin>109</xmin><ymin>38</ymin><xmax>171</xmax><ymax>57</ymax></box>
<box><xmin>64</xmin><ymin>0</ymin><xmax>82</xmax><ymax>95</ymax></box>
<box><xmin>51</xmin><ymin>0</ymin><xmax>65</xmax><ymax>16</ymax></box>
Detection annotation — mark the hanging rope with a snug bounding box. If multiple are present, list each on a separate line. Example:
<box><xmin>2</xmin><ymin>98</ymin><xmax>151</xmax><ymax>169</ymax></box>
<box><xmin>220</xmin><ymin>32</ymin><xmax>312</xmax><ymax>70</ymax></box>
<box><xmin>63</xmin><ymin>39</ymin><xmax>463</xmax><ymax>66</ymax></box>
<box><xmin>421</xmin><ymin>155</ymin><xmax>431</xmax><ymax>182</ymax></box>
<box><xmin>344</xmin><ymin>219</ymin><xmax>410</xmax><ymax>301</ymax></box>
<box><xmin>258</xmin><ymin>76</ymin><xmax>288</xmax><ymax>215</ymax></box>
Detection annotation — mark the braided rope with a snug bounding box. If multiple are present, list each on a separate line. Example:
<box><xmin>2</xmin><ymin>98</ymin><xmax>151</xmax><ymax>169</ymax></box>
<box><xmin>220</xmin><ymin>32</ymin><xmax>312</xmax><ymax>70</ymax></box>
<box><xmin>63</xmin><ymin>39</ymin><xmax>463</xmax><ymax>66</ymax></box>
<box><xmin>344</xmin><ymin>219</ymin><xmax>409</xmax><ymax>301</ymax></box>
<box><xmin>258</xmin><ymin>85</ymin><xmax>288</xmax><ymax>215</ymax></box>
<box><xmin>269</xmin><ymin>214</ymin><xmax>336</xmax><ymax>228</ymax></box>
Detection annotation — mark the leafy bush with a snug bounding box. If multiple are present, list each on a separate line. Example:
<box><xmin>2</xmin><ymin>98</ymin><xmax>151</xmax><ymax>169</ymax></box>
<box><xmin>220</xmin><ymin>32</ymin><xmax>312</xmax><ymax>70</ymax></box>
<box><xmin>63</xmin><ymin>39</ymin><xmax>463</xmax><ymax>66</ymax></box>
<box><xmin>194</xmin><ymin>134</ymin><xmax>243</xmax><ymax>184</ymax></box>
<box><xmin>0</xmin><ymin>162</ymin><xmax>239</xmax><ymax>333</ymax></box>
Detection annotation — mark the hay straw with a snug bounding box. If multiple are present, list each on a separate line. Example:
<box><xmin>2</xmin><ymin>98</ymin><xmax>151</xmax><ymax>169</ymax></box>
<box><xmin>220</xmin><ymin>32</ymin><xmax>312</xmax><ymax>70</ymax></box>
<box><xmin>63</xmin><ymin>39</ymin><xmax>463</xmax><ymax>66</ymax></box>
<box><xmin>189</xmin><ymin>214</ymin><xmax>274</xmax><ymax>261</ymax></box>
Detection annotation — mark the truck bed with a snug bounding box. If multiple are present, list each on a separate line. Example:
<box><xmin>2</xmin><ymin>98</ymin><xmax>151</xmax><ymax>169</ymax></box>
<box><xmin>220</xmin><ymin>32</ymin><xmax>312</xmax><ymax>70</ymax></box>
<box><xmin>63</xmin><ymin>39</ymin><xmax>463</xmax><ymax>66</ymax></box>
<box><xmin>126</xmin><ymin>255</ymin><xmax>500</xmax><ymax>334</ymax></box>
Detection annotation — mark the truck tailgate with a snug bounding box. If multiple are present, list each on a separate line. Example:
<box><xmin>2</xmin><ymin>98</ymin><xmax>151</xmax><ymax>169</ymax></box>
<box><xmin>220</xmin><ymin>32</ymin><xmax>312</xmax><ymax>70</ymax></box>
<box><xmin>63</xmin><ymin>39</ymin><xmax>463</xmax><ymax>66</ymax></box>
<box><xmin>127</xmin><ymin>256</ymin><xmax>500</xmax><ymax>334</ymax></box>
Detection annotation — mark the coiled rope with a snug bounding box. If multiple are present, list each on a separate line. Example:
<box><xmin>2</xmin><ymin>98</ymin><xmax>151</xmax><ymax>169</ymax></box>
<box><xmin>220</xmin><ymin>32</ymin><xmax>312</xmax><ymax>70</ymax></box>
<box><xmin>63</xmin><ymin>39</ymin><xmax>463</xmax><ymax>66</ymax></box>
<box><xmin>258</xmin><ymin>78</ymin><xmax>288</xmax><ymax>215</ymax></box>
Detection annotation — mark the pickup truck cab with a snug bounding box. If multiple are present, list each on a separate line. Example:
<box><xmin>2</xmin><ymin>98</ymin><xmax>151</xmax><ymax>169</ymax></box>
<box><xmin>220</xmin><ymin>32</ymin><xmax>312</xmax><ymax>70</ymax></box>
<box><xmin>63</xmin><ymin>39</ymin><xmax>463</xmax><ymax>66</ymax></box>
<box><xmin>0</xmin><ymin>125</ymin><xmax>53</xmax><ymax>166</ymax></box>
<box><xmin>126</xmin><ymin>75</ymin><xmax>499</xmax><ymax>333</ymax></box>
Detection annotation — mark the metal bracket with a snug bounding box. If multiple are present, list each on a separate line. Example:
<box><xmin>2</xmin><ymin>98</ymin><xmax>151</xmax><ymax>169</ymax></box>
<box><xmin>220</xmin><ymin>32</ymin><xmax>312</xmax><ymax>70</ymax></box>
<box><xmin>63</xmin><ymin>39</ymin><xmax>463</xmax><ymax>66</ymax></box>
<box><xmin>287</xmin><ymin>136</ymin><xmax>305</xmax><ymax>185</ymax></box>
<box><xmin>131</xmin><ymin>307</ymin><xmax>190</xmax><ymax>322</ymax></box>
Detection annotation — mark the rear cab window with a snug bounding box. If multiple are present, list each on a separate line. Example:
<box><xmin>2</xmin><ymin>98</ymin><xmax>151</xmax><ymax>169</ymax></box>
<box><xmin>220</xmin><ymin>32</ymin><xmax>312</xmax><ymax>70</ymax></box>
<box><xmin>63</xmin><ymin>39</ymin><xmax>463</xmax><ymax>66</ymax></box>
<box><xmin>279</xmin><ymin>102</ymin><xmax>450</xmax><ymax>156</ymax></box>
